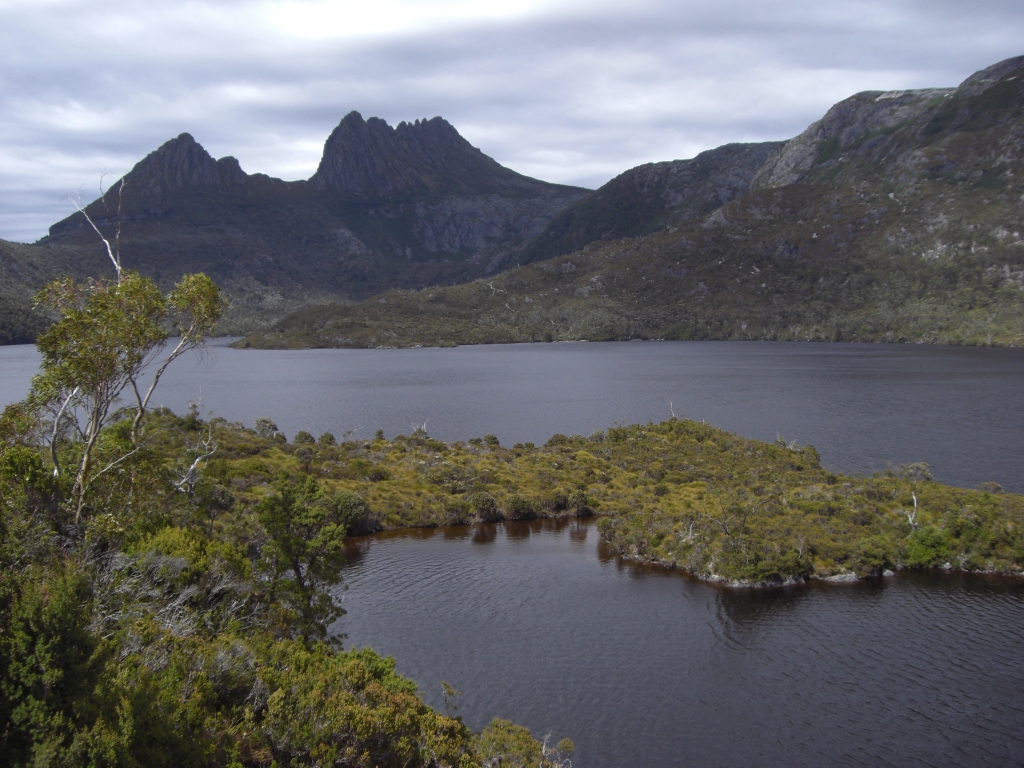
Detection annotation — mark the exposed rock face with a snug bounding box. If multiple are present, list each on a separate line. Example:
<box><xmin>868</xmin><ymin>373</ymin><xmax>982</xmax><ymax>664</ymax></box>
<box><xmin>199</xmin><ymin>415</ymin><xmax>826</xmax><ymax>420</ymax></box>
<box><xmin>128</xmin><ymin>133</ymin><xmax>247</xmax><ymax>194</ymax></box>
<box><xmin>522</xmin><ymin>140</ymin><xmax>784</xmax><ymax>263</ymax></box>
<box><xmin>34</xmin><ymin>114</ymin><xmax>590</xmax><ymax>333</ymax></box>
<box><xmin>955</xmin><ymin>55</ymin><xmax>1024</xmax><ymax>97</ymax></box>
<box><xmin>11</xmin><ymin>54</ymin><xmax>1023</xmax><ymax>347</ymax></box>
<box><xmin>240</xmin><ymin>55</ymin><xmax>1024</xmax><ymax>352</ymax></box>
<box><xmin>521</xmin><ymin>55</ymin><xmax>1024</xmax><ymax>266</ymax></box>
<box><xmin>751</xmin><ymin>89</ymin><xmax>953</xmax><ymax>189</ymax></box>
<box><xmin>311</xmin><ymin>112</ymin><xmax>551</xmax><ymax>199</ymax></box>
<box><xmin>753</xmin><ymin>55</ymin><xmax>1024</xmax><ymax>191</ymax></box>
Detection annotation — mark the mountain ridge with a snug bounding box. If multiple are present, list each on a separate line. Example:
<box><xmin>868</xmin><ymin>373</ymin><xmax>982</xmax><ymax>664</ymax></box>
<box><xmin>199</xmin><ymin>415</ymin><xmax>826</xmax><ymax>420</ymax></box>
<box><xmin>15</xmin><ymin>113</ymin><xmax>590</xmax><ymax>334</ymax></box>
<box><xmin>238</xmin><ymin>55</ymin><xmax>1024</xmax><ymax>349</ymax></box>
<box><xmin>3</xmin><ymin>55</ymin><xmax>1023</xmax><ymax>347</ymax></box>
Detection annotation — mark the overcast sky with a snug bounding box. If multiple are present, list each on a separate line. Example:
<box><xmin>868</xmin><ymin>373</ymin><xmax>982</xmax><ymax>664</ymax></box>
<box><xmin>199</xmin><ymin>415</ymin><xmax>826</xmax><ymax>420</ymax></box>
<box><xmin>1</xmin><ymin>0</ymin><xmax>1022</xmax><ymax>243</ymax></box>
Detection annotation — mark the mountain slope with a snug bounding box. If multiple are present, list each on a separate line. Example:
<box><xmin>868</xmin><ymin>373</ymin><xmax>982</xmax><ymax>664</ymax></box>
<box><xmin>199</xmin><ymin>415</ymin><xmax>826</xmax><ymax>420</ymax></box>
<box><xmin>241</xmin><ymin>56</ymin><xmax>1024</xmax><ymax>349</ymax></box>
<box><xmin>520</xmin><ymin>140</ymin><xmax>785</xmax><ymax>263</ymax></box>
<box><xmin>4</xmin><ymin>114</ymin><xmax>589</xmax><ymax>336</ymax></box>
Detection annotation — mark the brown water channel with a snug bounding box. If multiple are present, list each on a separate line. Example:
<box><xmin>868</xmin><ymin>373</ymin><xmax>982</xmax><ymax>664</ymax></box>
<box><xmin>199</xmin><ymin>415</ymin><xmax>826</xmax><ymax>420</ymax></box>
<box><xmin>335</xmin><ymin>519</ymin><xmax>1024</xmax><ymax>768</ymax></box>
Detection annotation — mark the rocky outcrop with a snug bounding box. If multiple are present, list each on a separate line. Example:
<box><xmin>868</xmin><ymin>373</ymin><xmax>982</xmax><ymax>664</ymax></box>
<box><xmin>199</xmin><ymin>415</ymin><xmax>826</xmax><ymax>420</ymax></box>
<box><xmin>33</xmin><ymin>114</ymin><xmax>590</xmax><ymax>333</ymax></box>
<box><xmin>753</xmin><ymin>55</ymin><xmax>1024</xmax><ymax>190</ymax></box>
<box><xmin>17</xmin><ymin>55</ymin><xmax>1024</xmax><ymax>343</ymax></box>
<box><xmin>954</xmin><ymin>55</ymin><xmax>1024</xmax><ymax>98</ymax></box>
<box><xmin>751</xmin><ymin>88</ymin><xmax>953</xmax><ymax>189</ymax></box>
<box><xmin>126</xmin><ymin>133</ymin><xmax>248</xmax><ymax>195</ymax></box>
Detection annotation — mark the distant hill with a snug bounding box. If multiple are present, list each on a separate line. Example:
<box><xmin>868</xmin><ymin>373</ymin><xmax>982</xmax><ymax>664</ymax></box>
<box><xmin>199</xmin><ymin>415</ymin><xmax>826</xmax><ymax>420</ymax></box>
<box><xmin>241</xmin><ymin>55</ymin><xmax>1024</xmax><ymax>349</ymax></box>
<box><xmin>0</xmin><ymin>112</ymin><xmax>589</xmax><ymax>338</ymax></box>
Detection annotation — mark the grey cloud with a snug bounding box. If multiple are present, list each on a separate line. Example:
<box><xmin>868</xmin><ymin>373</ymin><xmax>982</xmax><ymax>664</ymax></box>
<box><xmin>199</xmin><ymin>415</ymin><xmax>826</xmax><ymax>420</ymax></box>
<box><xmin>1</xmin><ymin>0</ymin><xmax>1021</xmax><ymax>242</ymax></box>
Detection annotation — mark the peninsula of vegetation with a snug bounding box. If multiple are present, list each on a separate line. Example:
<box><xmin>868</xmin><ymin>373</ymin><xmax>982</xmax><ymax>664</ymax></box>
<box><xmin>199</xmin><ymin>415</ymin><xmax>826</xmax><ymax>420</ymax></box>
<box><xmin>0</xmin><ymin>270</ymin><xmax>576</xmax><ymax>767</ymax></box>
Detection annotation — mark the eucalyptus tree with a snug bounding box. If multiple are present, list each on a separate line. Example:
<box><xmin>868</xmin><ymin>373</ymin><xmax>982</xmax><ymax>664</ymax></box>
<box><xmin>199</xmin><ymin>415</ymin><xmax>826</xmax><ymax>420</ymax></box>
<box><xmin>30</xmin><ymin>271</ymin><xmax>225</xmax><ymax>522</ymax></box>
<box><xmin>19</xmin><ymin>174</ymin><xmax>228</xmax><ymax>523</ymax></box>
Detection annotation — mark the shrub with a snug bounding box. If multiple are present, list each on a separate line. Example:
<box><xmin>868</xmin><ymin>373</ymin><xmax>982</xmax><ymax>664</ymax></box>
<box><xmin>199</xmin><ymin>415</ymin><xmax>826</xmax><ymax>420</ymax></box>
<box><xmin>444</xmin><ymin>500</ymin><xmax>472</xmax><ymax>525</ymax></box>
<box><xmin>470</xmin><ymin>493</ymin><xmax>502</xmax><ymax>522</ymax></box>
<box><xmin>541</xmin><ymin>491</ymin><xmax>568</xmax><ymax>513</ymax></box>
<box><xmin>567</xmin><ymin>489</ymin><xmax>592</xmax><ymax>516</ymax></box>
<box><xmin>318</xmin><ymin>432</ymin><xmax>336</xmax><ymax>446</ymax></box>
<box><xmin>506</xmin><ymin>494</ymin><xmax>536</xmax><ymax>520</ymax></box>
<box><xmin>904</xmin><ymin>526</ymin><xmax>951</xmax><ymax>568</ymax></box>
<box><xmin>478</xmin><ymin>719</ymin><xmax>543</xmax><ymax>767</ymax></box>
<box><xmin>254</xmin><ymin>417</ymin><xmax>278</xmax><ymax>438</ymax></box>
<box><xmin>854</xmin><ymin>534</ymin><xmax>897</xmax><ymax>574</ymax></box>
<box><xmin>324</xmin><ymin>491</ymin><xmax>380</xmax><ymax>535</ymax></box>
<box><xmin>293</xmin><ymin>430</ymin><xmax>315</xmax><ymax>444</ymax></box>
<box><xmin>607</xmin><ymin>427</ymin><xmax>628</xmax><ymax>443</ymax></box>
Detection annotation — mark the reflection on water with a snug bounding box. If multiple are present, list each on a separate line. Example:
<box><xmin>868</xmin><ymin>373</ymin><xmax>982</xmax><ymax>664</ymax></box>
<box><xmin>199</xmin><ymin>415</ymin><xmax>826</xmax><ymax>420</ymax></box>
<box><xmin>471</xmin><ymin>525</ymin><xmax>497</xmax><ymax>545</ymax></box>
<box><xmin>336</xmin><ymin>520</ymin><xmax>1024</xmax><ymax>768</ymax></box>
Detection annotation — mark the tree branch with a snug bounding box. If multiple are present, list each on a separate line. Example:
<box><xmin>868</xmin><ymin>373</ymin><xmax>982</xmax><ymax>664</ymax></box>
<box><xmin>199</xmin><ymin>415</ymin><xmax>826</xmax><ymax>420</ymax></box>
<box><xmin>65</xmin><ymin>187</ymin><xmax>121</xmax><ymax>282</ymax></box>
<box><xmin>49</xmin><ymin>386</ymin><xmax>78</xmax><ymax>477</ymax></box>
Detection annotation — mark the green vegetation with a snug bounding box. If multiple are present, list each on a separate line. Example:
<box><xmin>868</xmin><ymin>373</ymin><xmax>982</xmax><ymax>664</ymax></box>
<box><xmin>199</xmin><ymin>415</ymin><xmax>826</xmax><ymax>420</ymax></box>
<box><xmin>122</xmin><ymin>414</ymin><xmax>1018</xmax><ymax>586</ymax></box>
<box><xmin>0</xmin><ymin>272</ymin><xmax>569</xmax><ymax>767</ymax></box>
<box><xmin>4</xmin><ymin>274</ymin><xmax>1021</xmax><ymax>766</ymax></box>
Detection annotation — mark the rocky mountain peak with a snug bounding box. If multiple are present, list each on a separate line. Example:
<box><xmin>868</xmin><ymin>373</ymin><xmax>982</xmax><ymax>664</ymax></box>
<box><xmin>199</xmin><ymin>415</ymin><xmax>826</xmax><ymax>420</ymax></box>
<box><xmin>753</xmin><ymin>55</ymin><xmax>1024</xmax><ymax>190</ymax></box>
<box><xmin>955</xmin><ymin>55</ymin><xmax>1024</xmax><ymax>98</ymax></box>
<box><xmin>310</xmin><ymin>111</ymin><xmax>549</xmax><ymax>199</ymax></box>
<box><xmin>125</xmin><ymin>133</ymin><xmax>247</xmax><ymax>196</ymax></box>
<box><xmin>751</xmin><ymin>87</ymin><xmax>951</xmax><ymax>189</ymax></box>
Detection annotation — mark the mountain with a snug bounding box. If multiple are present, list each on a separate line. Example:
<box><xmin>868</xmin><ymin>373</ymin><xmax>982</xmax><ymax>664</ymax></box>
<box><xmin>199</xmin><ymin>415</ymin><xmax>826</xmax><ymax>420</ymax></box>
<box><xmin>519</xmin><ymin>140</ymin><xmax>785</xmax><ymax>263</ymax></box>
<box><xmin>241</xmin><ymin>55</ymin><xmax>1024</xmax><ymax>349</ymax></box>
<box><xmin>0</xmin><ymin>112</ymin><xmax>589</xmax><ymax>337</ymax></box>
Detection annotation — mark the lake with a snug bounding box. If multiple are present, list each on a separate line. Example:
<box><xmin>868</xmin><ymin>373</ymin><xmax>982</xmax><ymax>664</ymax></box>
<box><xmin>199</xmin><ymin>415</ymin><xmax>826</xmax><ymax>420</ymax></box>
<box><xmin>337</xmin><ymin>520</ymin><xmax>1024</xmax><ymax>768</ymax></box>
<box><xmin>3</xmin><ymin>338</ymin><xmax>1023</xmax><ymax>764</ymax></box>
<box><xmin>1</xmin><ymin>339</ymin><xmax>1022</xmax><ymax>491</ymax></box>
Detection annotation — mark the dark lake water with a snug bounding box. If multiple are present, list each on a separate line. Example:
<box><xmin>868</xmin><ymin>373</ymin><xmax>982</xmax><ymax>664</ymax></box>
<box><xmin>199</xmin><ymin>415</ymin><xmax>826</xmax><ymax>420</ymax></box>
<box><xmin>1</xmin><ymin>339</ymin><xmax>1022</xmax><ymax>491</ymax></box>
<box><xmin>337</xmin><ymin>520</ymin><xmax>1024</xmax><ymax>768</ymax></box>
<box><xmin>3</xmin><ymin>338</ymin><xmax>1024</xmax><ymax>764</ymax></box>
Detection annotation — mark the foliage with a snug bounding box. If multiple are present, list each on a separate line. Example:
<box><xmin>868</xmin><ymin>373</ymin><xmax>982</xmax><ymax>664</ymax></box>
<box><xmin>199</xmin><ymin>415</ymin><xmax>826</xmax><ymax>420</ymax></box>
<box><xmin>25</xmin><ymin>270</ymin><xmax>224</xmax><ymax>522</ymax></box>
<box><xmin>116</xmin><ymin>411</ymin><xmax>1023</xmax><ymax>586</ymax></box>
<box><xmin>0</xmin><ymin>414</ymin><xmax>556</xmax><ymax>767</ymax></box>
<box><xmin>3</xmin><ymin>390</ymin><xmax>1022</xmax><ymax>764</ymax></box>
<box><xmin>477</xmin><ymin>720</ymin><xmax>574</xmax><ymax>768</ymax></box>
<box><xmin>257</xmin><ymin>476</ymin><xmax>357</xmax><ymax>638</ymax></box>
<box><xmin>904</xmin><ymin>526</ymin><xmax>951</xmax><ymax>568</ymax></box>
<box><xmin>1</xmin><ymin>264</ymin><xmax>558</xmax><ymax>765</ymax></box>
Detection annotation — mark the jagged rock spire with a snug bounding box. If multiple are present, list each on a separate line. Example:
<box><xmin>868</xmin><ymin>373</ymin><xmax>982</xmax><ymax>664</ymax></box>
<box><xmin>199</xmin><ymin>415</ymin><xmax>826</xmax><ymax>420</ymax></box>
<box><xmin>310</xmin><ymin>111</ymin><xmax>545</xmax><ymax>199</ymax></box>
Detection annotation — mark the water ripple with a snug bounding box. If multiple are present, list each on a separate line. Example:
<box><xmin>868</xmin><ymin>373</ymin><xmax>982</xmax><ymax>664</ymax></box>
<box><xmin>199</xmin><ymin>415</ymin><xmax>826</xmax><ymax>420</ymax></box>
<box><xmin>335</xmin><ymin>521</ymin><xmax>1024</xmax><ymax>768</ymax></box>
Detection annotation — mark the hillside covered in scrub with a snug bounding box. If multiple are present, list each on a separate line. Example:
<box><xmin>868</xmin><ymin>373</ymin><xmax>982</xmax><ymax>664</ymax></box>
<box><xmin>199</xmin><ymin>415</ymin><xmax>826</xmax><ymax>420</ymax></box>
<box><xmin>0</xmin><ymin>409</ymin><xmax>583</xmax><ymax>767</ymax></box>
<box><xmin>0</xmin><ymin>268</ymin><xmax>580</xmax><ymax>767</ymax></box>
<box><xmin>241</xmin><ymin>55</ymin><xmax>1024</xmax><ymax>349</ymax></box>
